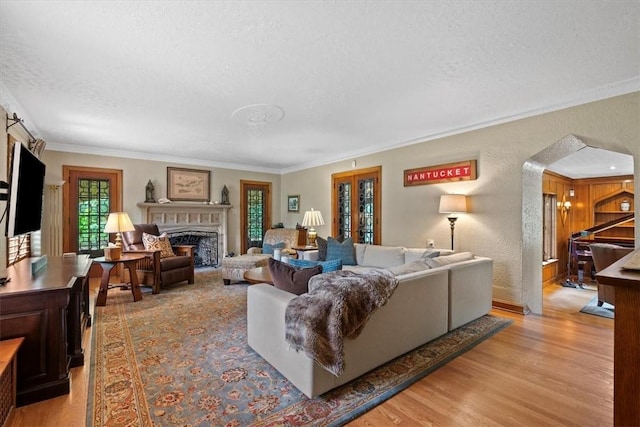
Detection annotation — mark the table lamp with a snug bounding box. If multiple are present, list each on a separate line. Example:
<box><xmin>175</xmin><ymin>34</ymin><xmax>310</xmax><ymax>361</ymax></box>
<box><xmin>104</xmin><ymin>212</ymin><xmax>135</xmax><ymax>248</ymax></box>
<box><xmin>301</xmin><ymin>208</ymin><xmax>325</xmax><ymax>247</ymax></box>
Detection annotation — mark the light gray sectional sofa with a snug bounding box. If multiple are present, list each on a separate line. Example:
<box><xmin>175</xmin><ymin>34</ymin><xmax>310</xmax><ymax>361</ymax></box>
<box><xmin>247</xmin><ymin>244</ymin><xmax>493</xmax><ymax>398</ymax></box>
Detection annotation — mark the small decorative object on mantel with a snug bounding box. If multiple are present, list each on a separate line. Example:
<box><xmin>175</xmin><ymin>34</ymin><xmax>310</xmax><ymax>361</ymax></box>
<box><xmin>145</xmin><ymin>180</ymin><xmax>156</xmax><ymax>203</ymax></box>
<box><xmin>221</xmin><ymin>185</ymin><xmax>230</xmax><ymax>205</ymax></box>
<box><xmin>621</xmin><ymin>200</ymin><xmax>630</xmax><ymax>211</ymax></box>
<box><xmin>403</xmin><ymin>160</ymin><xmax>477</xmax><ymax>187</ymax></box>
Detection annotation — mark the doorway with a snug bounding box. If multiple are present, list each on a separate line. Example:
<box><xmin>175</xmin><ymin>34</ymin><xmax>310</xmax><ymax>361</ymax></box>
<box><xmin>331</xmin><ymin>166</ymin><xmax>382</xmax><ymax>244</ymax></box>
<box><xmin>240</xmin><ymin>180</ymin><xmax>272</xmax><ymax>254</ymax></box>
<box><xmin>522</xmin><ymin>135</ymin><xmax>635</xmax><ymax>314</ymax></box>
<box><xmin>62</xmin><ymin>166</ymin><xmax>123</xmax><ymax>255</ymax></box>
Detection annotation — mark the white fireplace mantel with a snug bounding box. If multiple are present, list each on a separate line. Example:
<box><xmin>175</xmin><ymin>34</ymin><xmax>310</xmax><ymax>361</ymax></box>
<box><xmin>137</xmin><ymin>202</ymin><xmax>231</xmax><ymax>259</ymax></box>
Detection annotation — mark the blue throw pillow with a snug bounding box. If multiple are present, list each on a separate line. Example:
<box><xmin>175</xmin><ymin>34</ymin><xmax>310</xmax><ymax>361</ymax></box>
<box><xmin>288</xmin><ymin>258</ymin><xmax>317</xmax><ymax>268</ymax></box>
<box><xmin>326</xmin><ymin>237</ymin><xmax>356</xmax><ymax>265</ymax></box>
<box><xmin>289</xmin><ymin>258</ymin><xmax>343</xmax><ymax>272</ymax></box>
<box><xmin>262</xmin><ymin>242</ymin><xmax>285</xmax><ymax>255</ymax></box>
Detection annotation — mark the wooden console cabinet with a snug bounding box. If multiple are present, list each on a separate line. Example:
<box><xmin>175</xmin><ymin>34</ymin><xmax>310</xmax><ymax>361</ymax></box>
<box><xmin>0</xmin><ymin>255</ymin><xmax>91</xmax><ymax>406</ymax></box>
<box><xmin>595</xmin><ymin>249</ymin><xmax>640</xmax><ymax>426</ymax></box>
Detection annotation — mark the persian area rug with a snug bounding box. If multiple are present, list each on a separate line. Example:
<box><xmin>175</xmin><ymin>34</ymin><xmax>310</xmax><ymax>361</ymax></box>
<box><xmin>88</xmin><ymin>270</ymin><xmax>512</xmax><ymax>427</ymax></box>
<box><xmin>580</xmin><ymin>296</ymin><xmax>614</xmax><ymax>319</ymax></box>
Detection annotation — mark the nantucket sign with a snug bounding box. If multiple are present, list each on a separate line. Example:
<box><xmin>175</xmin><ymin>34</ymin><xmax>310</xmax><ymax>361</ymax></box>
<box><xmin>404</xmin><ymin>160</ymin><xmax>477</xmax><ymax>186</ymax></box>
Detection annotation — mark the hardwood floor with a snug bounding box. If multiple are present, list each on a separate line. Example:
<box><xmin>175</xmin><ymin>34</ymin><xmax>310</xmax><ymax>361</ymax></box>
<box><xmin>9</xmin><ymin>278</ymin><xmax>613</xmax><ymax>427</ymax></box>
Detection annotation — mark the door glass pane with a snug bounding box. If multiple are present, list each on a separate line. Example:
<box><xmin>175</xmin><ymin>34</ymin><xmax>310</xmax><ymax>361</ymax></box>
<box><xmin>337</xmin><ymin>182</ymin><xmax>351</xmax><ymax>240</ymax></box>
<box><xmin>77</xmin><ymin>178</ymin><xmax>110</xmax><ymax>253</ymax></box>
<box><xmin>247</xmin><ymin>189</ymin><xmax>264</xmax><ymax>248</ymax></box>
<box><xmin>358</xmin><ymin>177</ymin><xmax>375</xmax><ymax>244</ymax></box>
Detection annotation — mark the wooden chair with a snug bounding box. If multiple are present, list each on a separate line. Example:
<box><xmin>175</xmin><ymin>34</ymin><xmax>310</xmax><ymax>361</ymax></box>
<box><xmin>590</xmin><ymin>243</ymin><xmax>634</xmax><ymax>306</ymax></box>
<box><xmin>121</xmin><ymin>224</ymin><xmax>195</xmax><ymax>294</ymax></box>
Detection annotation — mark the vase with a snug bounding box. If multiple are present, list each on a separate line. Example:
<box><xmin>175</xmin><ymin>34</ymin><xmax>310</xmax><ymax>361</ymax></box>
<box><xmin>621</xmin><ymin>200</ymin><xmax>630</xmax><ymax>211</ymax></box>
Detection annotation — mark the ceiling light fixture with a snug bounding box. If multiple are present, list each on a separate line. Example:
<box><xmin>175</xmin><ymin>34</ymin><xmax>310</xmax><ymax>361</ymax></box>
<box><xmin>231</xmin><ymin>104</ymin><xmax>285</xmax><ymax>126</ymax></box>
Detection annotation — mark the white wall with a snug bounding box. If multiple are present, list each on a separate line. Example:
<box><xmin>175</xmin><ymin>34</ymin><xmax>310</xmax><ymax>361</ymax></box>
<box><xmin>282</xmin><ymin>92</ymin><xmax>640</xmax><ymax>310</ymax></box>
<box><xmin>40</xmin><ymin>151</ymin><xmax>283</xmax><ymax>255</ymax></box>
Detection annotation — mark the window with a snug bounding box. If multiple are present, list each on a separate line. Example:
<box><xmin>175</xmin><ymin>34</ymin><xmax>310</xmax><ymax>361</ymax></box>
<box><xmin>543</xmin><ymin>193</ymin><xmax>557</xmax><ymax>261</ymax></box>
<box><xmin>76</xmin><ymin>178</ymin><xmax>111</xmax><ymax>254</ymax></box>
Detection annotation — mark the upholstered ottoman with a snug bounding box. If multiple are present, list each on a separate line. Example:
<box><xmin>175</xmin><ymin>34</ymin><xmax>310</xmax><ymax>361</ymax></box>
<box><xmin>221</xmin><ymin>254</ymin><xmax>270</xmax><ymax>285</ymax></box>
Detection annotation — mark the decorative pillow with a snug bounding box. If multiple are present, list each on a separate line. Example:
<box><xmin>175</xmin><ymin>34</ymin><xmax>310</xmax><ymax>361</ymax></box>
<box><xmin>361</xmin><ymin>245</ymin><xmax>405</xmax><ymax>268</ymax></box>
<box><xmin>142</xmin><ymin>232</ymin><xmax>175</xmax><ymax>258</ymax></box>
<box><xmin>267</xmin><ymin>258</ymin><xmax>322</xmax><ymax>295</ymax></box>
<box><xmin>404</xmin><ymin>249</ymin><xmax>442</xmax><ymax>263</ymax></box>
<box><xmin>326</xmin><ymin>237</ymin><xmax>356</xmax><ymax>265</ymax></box>
<box><xmin>289</xmin><ymin>258</ymin><xmax>343</xmax><ymax>272</ymax></box>
<box><xmin>316</xmin><ymin>237</ymin><xmax>327</xmax><ymax>261</ymax></box>
<box><xmin>316</xmin><ymin>235</ymin><xmax>344</xmax><ymax>261</ymax></box>
<box><xmin>387</xmin><ymin>260</ymin><xmax>431</xmax><ymax>276</ymax></box>
<box><xmin>425</xmin><ymin>252</ymin><xmax>474</xmax><ymax>268</ymax></box>
<box><xmin>421</xmin><ymin>250</ymin><xmax>441</xmax><ymax>260</ymax></box>
<box><xmin>262</xmin><ymin>242</ymin><xmax>285</xmax><ymax>255</ymax></box>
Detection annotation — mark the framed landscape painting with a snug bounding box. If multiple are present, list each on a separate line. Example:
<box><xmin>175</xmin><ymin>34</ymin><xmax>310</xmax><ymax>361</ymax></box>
<box><xmin>167</xmin><ymin>167</ymin><xmax>210</xmax><ymax>202</ymax></box>
<box><xmin>288</xmin><ymin>195</ymin><xmax>300</xmax><ymax>212</ymax></box>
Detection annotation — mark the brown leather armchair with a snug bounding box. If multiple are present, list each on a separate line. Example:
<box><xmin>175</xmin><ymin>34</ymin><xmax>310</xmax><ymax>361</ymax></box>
<box><xmin>121</xmin><ymin>224</ymin><xmax>195</xmax><ymax>294</ymax></box>
<box><xmin>590</xmin><ymin>243</ymin><xmax>634</xmax><ymax>307</ymax></box>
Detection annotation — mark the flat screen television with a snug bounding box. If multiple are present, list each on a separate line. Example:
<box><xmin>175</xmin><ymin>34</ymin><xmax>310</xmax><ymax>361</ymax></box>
<box><xmin>5</xmin><ymin>142</ymin><xmax>46</xmax><ymax>237</ymax></box>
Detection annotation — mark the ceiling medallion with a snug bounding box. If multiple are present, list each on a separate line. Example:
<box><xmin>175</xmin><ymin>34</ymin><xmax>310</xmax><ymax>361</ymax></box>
<box><xmin>231</xmin><ymin>104</ymin><xmax>285</xmax><ymax>126</ymax></box>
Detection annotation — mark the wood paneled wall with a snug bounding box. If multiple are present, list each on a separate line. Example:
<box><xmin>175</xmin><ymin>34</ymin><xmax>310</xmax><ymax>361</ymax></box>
<box><xmin>542</xmin><ymin>172</ymin><xmax>635</xmax><ymax>284</ymax></box>
<box><xmin>543</xmin><ymin>171</ymin><xmax>574</xmax><ymax>280</ymax></box>
<box><xmin>573</xmin><ymin>176</ymin><xmax>634</xmax><ymax>242</ymax></box>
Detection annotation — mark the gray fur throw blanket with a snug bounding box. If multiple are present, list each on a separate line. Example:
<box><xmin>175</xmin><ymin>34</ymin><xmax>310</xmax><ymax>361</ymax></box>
<box><xmin>284</xmin><ymin>269</ymin><xmax>399</xmax><ymax>376</ymax></box>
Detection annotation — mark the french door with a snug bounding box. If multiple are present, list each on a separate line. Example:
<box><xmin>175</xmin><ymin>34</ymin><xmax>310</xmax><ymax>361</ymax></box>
<box><xmin>240</xmin><ymin>180</ymin><xmax>272</xmax><ymax>254</ymax></box>
<box><xmin>331</xmin><ymin>166</ymin><xmax>381</xmax><ymax>244</ymax></box>
<box><xmin>63</xmin><ymin>166</ymin><xmax>123</xmax><ymax>255</ymax></box>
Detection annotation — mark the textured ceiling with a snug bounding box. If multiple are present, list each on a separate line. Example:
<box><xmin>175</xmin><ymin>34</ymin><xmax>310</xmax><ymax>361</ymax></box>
<box><xmin>0</xmin><ymin>1</ymin><xmax>638</xmax><ymax>174</ymax></box>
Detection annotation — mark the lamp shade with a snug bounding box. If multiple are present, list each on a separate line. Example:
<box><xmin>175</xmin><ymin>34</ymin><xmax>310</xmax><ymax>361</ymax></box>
<box><xmin>439</xmin><ymin>194</ymin><xmax>467</xmax><ymax>214</ymax></box>
<box><xmin>301</xmin><ymin>209</ymin><xmax>325</xmax><ymax>227</ymax></box>
<box><xmin>104</xmin><ymin>212</ymin><xmax>135</xmax><ymax>233</ymax></box>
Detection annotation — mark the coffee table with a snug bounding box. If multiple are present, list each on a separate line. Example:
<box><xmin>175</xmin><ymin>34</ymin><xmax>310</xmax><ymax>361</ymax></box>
<box><xmin>243</xmin><ymin>266</ymin><xmax>273</xmax><ymax>284</ymax></box>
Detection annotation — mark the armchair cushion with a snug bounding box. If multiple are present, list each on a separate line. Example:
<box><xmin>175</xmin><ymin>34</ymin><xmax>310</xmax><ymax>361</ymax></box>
<box><xmin>142</xmin><ymin>232</ymin><xmax>175</xmax><ymax>258</ymax></box>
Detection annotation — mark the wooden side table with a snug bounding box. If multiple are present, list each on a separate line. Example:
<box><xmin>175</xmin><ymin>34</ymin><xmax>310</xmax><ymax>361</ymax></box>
<box><xmin>93</xmin><ymin>254</ymin><xmax>146</xmax><ymax>306</ymax></box>
<box><xmin>291</xmin><ymin>245</ymin><xmax>318</xmax><ymax>260</ymax></box>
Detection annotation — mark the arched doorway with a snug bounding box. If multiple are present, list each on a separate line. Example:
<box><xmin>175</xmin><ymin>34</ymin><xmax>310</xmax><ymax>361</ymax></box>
<box><xmin>522</xmin><ymin>135</ymin><xmax>635</xmax><ymax>314</ymax></box>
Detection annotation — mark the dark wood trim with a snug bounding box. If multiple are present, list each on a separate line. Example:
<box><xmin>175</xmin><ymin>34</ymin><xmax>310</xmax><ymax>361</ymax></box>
<box><xmin>492</xmin><ymin>299</ymin><xmax>530</xmax><ymax>315</ymax></box>
<box><xmin>573</xmin><ymin>174</ymin><xmax>634</xmax><ymax>185</ymax></box>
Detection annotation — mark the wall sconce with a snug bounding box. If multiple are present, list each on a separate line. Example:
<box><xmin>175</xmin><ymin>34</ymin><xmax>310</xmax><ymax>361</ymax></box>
<box><xmin>569</xmin><ymin>188</ymin><xmax>575</xmax><ymax>197</ymax></box>
<box><xmin>559</xmin><ymin>194</ymin><xmax>571</xmax><ymax>225</ymax></box>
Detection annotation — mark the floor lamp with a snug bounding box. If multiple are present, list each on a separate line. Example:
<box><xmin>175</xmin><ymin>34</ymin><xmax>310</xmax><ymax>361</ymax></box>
<box><xmin>439</xmin><ymin>194</ymin><xmax>468</xmax><ymax>251</ymax></box>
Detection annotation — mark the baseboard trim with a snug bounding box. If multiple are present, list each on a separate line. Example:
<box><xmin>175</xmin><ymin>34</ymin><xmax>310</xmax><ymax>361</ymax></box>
<box><xmin>492</xmin><ymin>299</ymin><xmax>530</xmax><ymax>315</ymax></box>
